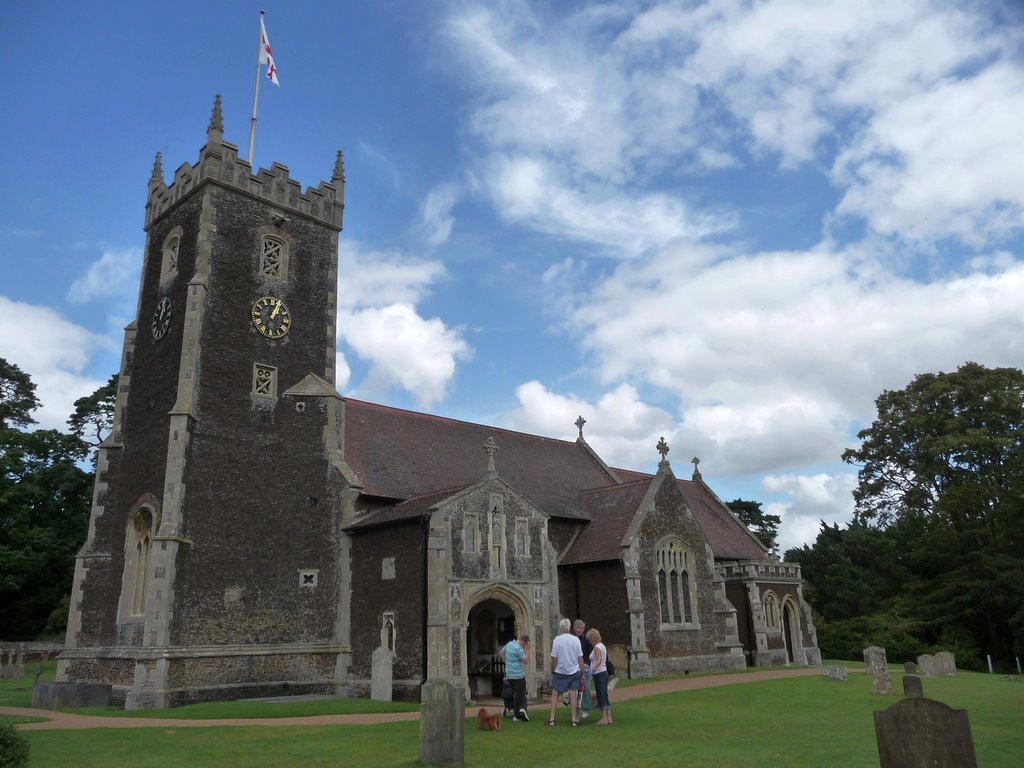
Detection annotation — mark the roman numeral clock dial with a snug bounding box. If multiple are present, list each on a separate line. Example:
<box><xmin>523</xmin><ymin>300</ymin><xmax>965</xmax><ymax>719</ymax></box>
<box><xmin>251</xmin><ymin>296</ymin><xmax>292</xmax><ymax>339</ymax></box>
<box><xmin>151</xmin><ymin>296</ymin><xmax>172</xmax><ymax>340</ymax></box>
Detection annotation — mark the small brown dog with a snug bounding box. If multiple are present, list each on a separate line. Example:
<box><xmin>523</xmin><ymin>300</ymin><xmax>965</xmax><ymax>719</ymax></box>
<box><xmin>478</xmin><ymin>707</ymin><xmax>503</xmax><ymax>731</ymax></box>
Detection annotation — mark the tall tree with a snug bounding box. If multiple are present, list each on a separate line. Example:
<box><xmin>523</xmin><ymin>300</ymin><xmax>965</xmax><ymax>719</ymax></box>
<box><xmin>0</xmin><ymin>359</ymin><xmax>92</xmax><ymax>639</ymax></box>
<box><xmin>67</xmin><ymin>373</ymin><xmax>117</xmax><ymax>449</ymax></box>
<box><xmin>726</xmin><ymin>498</ymin><xmax>781</xmax><ymax>553</ymax></box>
<box><xmin>842</xmin><ymin>362</ymin><xmax>1024</xmax><ymax>669</ymax></box>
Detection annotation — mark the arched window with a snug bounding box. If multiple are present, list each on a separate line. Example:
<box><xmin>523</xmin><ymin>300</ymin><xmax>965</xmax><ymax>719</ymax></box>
<box><xmin>763</xmin><ymin>592</ymin><xmax>780</xmax><ymax>631</ymax></box>
<box><xmin>656</xmin><ymin>539</ymin><xmax>698</xmax><ymax>627</ymax></box>
<box><xmin>125</xmin><ymin>509</ymin><xmax>153</xmax><ymax>617</ymax></box>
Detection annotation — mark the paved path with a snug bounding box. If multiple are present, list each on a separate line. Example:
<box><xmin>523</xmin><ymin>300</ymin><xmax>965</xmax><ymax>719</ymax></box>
<box><xmin>3</xmin><ymin>667</ymin><xmax>821</xmax><ymax>731</ymax></box>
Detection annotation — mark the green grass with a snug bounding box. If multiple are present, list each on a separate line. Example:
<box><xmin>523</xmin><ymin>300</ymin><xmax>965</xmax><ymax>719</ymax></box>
<box><xmin>5</xmin><ymin>668</ymin><xmax>1022</xmax><ymax>767</ymax></box>
<box><xmin>0</xmin><ymin>661</ymin><xmax>56</xmax><ymax>708</ymax></box>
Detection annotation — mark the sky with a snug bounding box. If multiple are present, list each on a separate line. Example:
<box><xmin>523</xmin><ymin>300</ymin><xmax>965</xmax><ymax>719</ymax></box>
<box><xmin>2</xmin><ymin>1</ymin><xmax>1024</xmax><ymax>554</ymax></box>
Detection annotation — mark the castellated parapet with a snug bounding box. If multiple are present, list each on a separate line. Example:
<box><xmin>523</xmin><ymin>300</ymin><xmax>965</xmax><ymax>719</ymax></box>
<box><xmin>145</xmin><ymin>95</ymin><xmax>345</xmax><ymax>232</ymax></box>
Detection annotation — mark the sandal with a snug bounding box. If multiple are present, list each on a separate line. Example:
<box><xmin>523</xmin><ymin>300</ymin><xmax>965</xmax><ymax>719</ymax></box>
<box><xmin>571</xmin><ymin>720</ymin><xmax>579</xmax><ymax>727</ymax></box>
<box><xmin>547</xmin><ymin>719</ymin><xmax>556</xmax><ymax>726</ymax></box>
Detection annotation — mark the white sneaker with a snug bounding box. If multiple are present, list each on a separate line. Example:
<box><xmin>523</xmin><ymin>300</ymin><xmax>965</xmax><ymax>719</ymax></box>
<box><xmin>581</xmin><ymin>711</ymin><xmax>589</xmax><ymax>718</ymax></box>
<box><xmin>517</xmin><ymin>709</ymin><xmax>529</xmax><ymax>722</ymax></box>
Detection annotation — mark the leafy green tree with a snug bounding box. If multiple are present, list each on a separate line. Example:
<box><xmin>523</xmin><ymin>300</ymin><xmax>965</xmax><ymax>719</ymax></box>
<box><xmin>726</xmin><ymin>498</ymin><xmax>781</xmax><ymax>553</ymax></box>
<box><xmin>0</xmin><ymin>359</ymin><xmax>92</xmax><ymax>639</ymax></box>
<box><xmin>68</xmin><ymin>373</ymin><xmax>117</xmax><ymax>449</ymax></box>
<box><xmin>842</xmin><ymin>362</ymin><xmax>1024</xmax><ymax>670</ymax></box>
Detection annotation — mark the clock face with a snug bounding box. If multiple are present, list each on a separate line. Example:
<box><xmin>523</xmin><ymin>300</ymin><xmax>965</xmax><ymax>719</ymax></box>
<box><xmin>251</xmin><ymin>296</ymin><xmax>292</xmax><ymax>339</ymax></box>
<box><xmin>151</xmin><ymin>297</ymin><xmax>172</xmax><ymax>340</ymax></box>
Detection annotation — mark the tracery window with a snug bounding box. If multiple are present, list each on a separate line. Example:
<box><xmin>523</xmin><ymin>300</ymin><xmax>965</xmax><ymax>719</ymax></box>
<box><xmin>119</xmin><ymin>508</ymin><xmax>153</xmax><ymax>620</ymax></box>
<box><xmin>253</xmin><ymin>363</ymin><xmax>277</xmax><ymax>398</ymax></box>
<box><xmin>160</xmin><ymin>231</ymin><xmax>181</xmax><ymax>283</ymax></box>
<box><xmin>656</xmin><ymin>539</ymin><xmax>697</xmax><ymax>627</ymax></box>
<box><xmin>764</xmin><ymin>592</ymin><xmax>780</xmax><ymax>630</ymax></box>
<box><xmin>260</xmin><ymin>236</ymin><xmax>288</xmax><ymax>279</ymax></box>
<box><xmin>464</xmin><ymin>513</ymin><xmax>479</xmax><ymax>553</ymax></box>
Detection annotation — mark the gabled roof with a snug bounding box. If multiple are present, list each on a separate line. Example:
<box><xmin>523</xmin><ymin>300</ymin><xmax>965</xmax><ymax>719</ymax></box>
<box><xmin>343</xmin><ymin>484</ymin><xmax>471</xmax><ymax>531</ymax></box>
<box><xmin>342</xmin><ymin>398</ymin><xmax>617</xmax><ymax>519</ymax></box>
<box><xmin>560</xmin><ymin>478</ymin><xmax>653</xmax><ymax>565</ymax></box>
<box><xmin>615</xmin><ymin>467</ymin><xmax>767</xmax><ymax>561</ymax></box>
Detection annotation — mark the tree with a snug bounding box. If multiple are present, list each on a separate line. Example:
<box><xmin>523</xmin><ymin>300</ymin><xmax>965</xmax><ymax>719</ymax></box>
<box><xmin>67</xmin><ymin>373</ymin><xmax>117</xmax><ymax>449</ymax></box>
<box><xmin>727</xmin><ymin>498</ymin><xmax>781</xmax><ymax>553</ymax></box>
<box><xmin>842</xmin><ymin>362</ymin><xmax>1024</xmax><ymax>670</ymax></box>
<box><xmin>0</xmin><ymin>358</ymin><xmax>92</xmax><ymax>640</ymax></box>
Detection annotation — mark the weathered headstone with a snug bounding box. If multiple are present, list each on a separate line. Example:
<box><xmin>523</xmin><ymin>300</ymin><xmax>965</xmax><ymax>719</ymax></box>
<box><xmin>823</xmin><ymin>664</ymin><xmax>848</xmax><ymax>681</ymax></box>
<box><xmin>874</xmin><ymin>697</ymin><xmax>977</xmax><ymax>768</ymax></box>
<box><xmin>903</xmin><ymin>661</ymin><xmax>916</xmax><ymax>675</ymax></box>
<box><xmin>917</xmin><ymin>653</ymin><xmax>937</xmax><ymax>678</ymax></box>
<box><xmin>902</xmin><ymin>673</ymin><xmax>923</xmax><ymax>698</ymax></box>
<box><xmin>864</xmin><ymin>646</ymin><xmax>891</xmax><ymax>695</ymax></box>
<box><xmin>370</xmin><ymin>645</ymin><xmax>393</xmax><ymax>702</ymax></box>
<box><xmin>12</xmin><ymin>646</ymin><xmax>24</xmax><ymax>679</ymax></box>
<box><xmin>935</xmin><ymin>651</ymin><xmax>956</xmax><ymax>676</ymax></box>
<box><xmin>420</xmin><ymin>680</ymin><xmax>464</xmax><ymax>766</ymax></box>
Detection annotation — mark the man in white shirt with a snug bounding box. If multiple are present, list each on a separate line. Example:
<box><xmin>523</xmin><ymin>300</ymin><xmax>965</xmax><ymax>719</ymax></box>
<box><xmin>547</xmin><ymin>617</ymin><xmax>584</xmax><ymax>726</ymax></box>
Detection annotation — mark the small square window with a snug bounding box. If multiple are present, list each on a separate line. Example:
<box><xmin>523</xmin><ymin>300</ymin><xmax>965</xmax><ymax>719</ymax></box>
<box><xmin>299</xmin><ymin>569</ymin><xmax>319</xmax><ymax>588</ymax></box>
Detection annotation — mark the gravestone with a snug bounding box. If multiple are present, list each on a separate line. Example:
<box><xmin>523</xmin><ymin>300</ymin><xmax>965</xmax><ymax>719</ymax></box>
<box><xmin>917</xmin><ymin>653</ymin><xmax>937</xmax><ymax>678</ymax></box>
<box><xmin>371</xmin><ymin>645</ymin><xmax>393</xmax><ymax>702</ymax></box>
<box><xmin>864</xmin><ymin>646</ymin><xmax>891</xmax><ymax>695</ymax></box>
<box><xmin>12</xmin><ymin>646</ymin><xmax>24</xmax><ymax>679</ymax></box>
<box><xmin>32</xmin><ymin>682</ymin><xmax>112</xmax><ymax>709</ymax></box>
<box><xmin>903</xmin><ymin>661</ymin><xmax>916</xmax><ymax>675</ymax></box>
<box><xmin>823</xmin><ymin>665</ymin><xmax>848</xmax><ymax>681</ymax></box>
<box><xmin>420</xmin><ymin>680</ymin><xmax>464</xmax><ymax>766</ymax></box>
<box><xmin>935</xmin><ymin>651</ymin><xmax>956</xmax><ymax>676</ymax></box>
<box><xmin>874</xmin><ymin>697</ymin><xmax>977</xmax><ymax>768</ymax></box>
<box><xmin>902</xmin><ymin>673</ymin><xmax>923</xmax><ymax>698</ymax></box>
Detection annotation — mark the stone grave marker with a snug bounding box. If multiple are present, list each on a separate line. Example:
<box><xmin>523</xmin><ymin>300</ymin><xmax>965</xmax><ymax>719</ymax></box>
<box><xmin>917</xmin><ymin>653</ymin><xmax>937</xmax><ymax>678</ymax></box>
<box><xmin>864</xmin><ymin>645</ymin><xmax>891</xmax><ymax>695</ymax></box>
<box><xmin>902</xmin><ymin>673</ymin><xmax>923</xmax><ymax>698</ymax></box>
<box><xmin>32</xmin><ymin>682</ymin><xmax>112</xmax><ymax>709</ymax></box>
<box><xmin>903</xmin><ymin>661</ymin><xmax>916</xmax><ymax>674</ymax></box>
<box><xmin>823</xmin><ymin>665</ymin><xmax>848</xmax><ymax>681</ymax></box>
<box><xmin>370</xmin><ymin>645</ymin><xmax>393</xmax><ymax>702</ymax></box>
<box><xmin>935</xmin><ymin>651</ymin><xmax>956</xmax><ymax>676</ymax></box>
<box><xmin>874</xmin><ymin>697</ymin><xmax>977</xmax><ymax>768</ymax></box>
<box><xmin>420</xmin><ymin>679</ymin><xmax>464</xmax><ymax>766</ymax></box>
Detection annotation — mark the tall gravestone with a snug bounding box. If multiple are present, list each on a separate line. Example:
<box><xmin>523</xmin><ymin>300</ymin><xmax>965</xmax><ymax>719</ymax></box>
<box><xmin>420</xmin><ymin>680</ymin><xmax>464</xmax><ymax>766</ymax></box>
<box><xmin>935</xmin><ymin>651</ymin><xmax>956</xmax><ymax>676</ymax></box>
<box><xmin>917</xmin><ymin>653</ymin><xmax>937</xmax><ymax>678</ymax></box>
<box><xmin>864</xmin><ymin>646</ymin><xmax>891</xmax><ymax>695</ymax></box>
<box><xmin>875</xmin><ymin>698</ymin><xmax>977</xmax><ymax>768</ymax></box>
<box><xmin>371</xmin><ymin>646</ymin><xmax>393</xmax><ymax>702</ymax></box>
<box><xmin>903</xmin><ymin>661</ymin><xmax>916</xmax><ymax>675</ymax></box>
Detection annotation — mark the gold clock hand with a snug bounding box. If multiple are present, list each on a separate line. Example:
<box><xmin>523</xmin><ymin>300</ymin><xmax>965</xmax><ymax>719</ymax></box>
<box><xmin>270</xmin><ymin>299</ymin><xmax>282</xmax><ymax>319</ymax></box>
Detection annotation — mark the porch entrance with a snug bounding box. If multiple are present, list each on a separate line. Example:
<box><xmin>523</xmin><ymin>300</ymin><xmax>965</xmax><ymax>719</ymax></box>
<box><xmin>467</xmin><ymin>598</ymin><xmax>516</xmax><ymax>697</ymax></box>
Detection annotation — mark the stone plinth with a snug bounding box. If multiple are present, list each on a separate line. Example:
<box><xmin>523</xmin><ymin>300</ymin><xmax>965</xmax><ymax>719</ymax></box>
<box><xmin>33</xmin><ymin>682</ymin><xmax>112</xmax><ymax>709</ymax></box>
<box><xmin>420</xmin><ymin>680</ymin><xmax>464</xmax><ymax>766</ymax></box>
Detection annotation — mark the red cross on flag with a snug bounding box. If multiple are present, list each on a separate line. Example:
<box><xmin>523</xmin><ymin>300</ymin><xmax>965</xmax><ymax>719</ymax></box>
<box><xmin>259</xmin><ymin>16</ymin><xmax>279</xmax><ymax>85</ymax></box>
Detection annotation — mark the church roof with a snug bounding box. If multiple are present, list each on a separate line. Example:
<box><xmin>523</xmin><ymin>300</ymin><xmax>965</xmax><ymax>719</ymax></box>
<box><xmin>342</xmin><ymin>398</ymin><xmax>617</xmax><ymax>519</ymax></box>
<box><xmin>560</xmin><ymin>479</ymin><xmax>653</xmax><ymax>564</ymax></box>
<box><xmin>340</xmin><ymin>398</ymin><xmax>768</xmax><ymax>562</ymax></box>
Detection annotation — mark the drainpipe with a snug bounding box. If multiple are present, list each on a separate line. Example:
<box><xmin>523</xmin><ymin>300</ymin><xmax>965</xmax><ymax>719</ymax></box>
<box><xmin>421</xmin><ymin>516</ymin><xmax>429</xmax><ymax>687</ymax></box>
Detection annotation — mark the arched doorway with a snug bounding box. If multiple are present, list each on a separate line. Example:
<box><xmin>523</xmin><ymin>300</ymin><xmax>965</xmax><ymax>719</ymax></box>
<box><xmin>463</xmin><ymin>585</ymin><xmax>530</xmax><ymax>699</ymax></box>
<box><xmin>783</xmin><ymin>600</ymin><xmax>799</xmax><ymax>664</ymax></box>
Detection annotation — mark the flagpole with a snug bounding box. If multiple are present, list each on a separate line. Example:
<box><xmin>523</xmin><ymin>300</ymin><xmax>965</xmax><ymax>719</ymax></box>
<box><xmin>248</xmin><ymin>10</ymin><xmax>265</xmax><ymax>166</ymax></box>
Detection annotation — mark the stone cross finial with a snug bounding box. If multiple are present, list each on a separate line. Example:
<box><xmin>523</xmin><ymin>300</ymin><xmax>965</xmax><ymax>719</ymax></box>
<box><xmin>656</xmin><ymin>436</ymin><xmax>670</xmax><ymax>464</ymax></box>
<box><xmin>691</xmin><ymin>456</ymin><xmax>702</xmax><ymax>479</ymax></box>
<box><xmin>484</xmin><ymin>436</ymin><xmax>498</xmax><ymax>473</ymax></box>
<box><xmin>575</xmin><ymin>415</ymin><xmax>586</xmax><ymax>438</ymax></box>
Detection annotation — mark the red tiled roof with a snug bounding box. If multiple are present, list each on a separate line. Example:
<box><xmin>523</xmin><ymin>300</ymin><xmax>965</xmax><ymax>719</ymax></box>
<box><xmin>342</xmin><ymin>398</ymin><xmax>617</xmax><ymax>519</ymax></box>
<box><xmin>560</xmin><ymin>479</ymin><xmax>653</xmax><ymax>565</ymax></box>
<box><xmin>343</xmin><ymin>484</ymin><xmax>471</xmax><ymax>531</ymax></box>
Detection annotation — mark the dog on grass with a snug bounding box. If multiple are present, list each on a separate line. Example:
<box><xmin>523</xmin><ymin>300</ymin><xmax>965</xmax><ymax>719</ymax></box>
<box><xmin>478</xmin><ymin>707</ymin><xmax>503</xmax><ymax>731</ymax></box>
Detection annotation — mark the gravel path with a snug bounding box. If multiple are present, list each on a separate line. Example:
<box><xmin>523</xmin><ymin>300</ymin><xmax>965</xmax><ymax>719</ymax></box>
<box><xmin>3</xmin><ymin>667</ymin><xmax>821</xmax><ymax>731</ymax></box>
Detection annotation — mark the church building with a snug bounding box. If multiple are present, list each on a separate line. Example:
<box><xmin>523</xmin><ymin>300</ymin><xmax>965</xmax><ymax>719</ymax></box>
<box><xmin>59</xmin><ymin>100</ymin><xmax>820</xmax><ymax>708</ymax></box>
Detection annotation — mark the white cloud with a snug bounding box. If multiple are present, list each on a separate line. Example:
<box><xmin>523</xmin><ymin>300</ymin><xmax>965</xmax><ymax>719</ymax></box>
<box><xmin>503</xmin><ymin>380</ymin><xmax>676</xmax><ymax>469</ymax></box>
<box><xmin>421</xmin><ymin>183</ymin><xmax>461</xmax><ymax>246</ymax></box>
<box><xmin>763</xmin><ymin>472</ymin><xmax>859</xmax><ymax>553</ymax></box>
<box><xmin>337</xmin><ymin>241</ymin><xmax>470</xmax><ymax>405</ymax></box>
<box><xmin>0</xmin><ymin>297</ymin><xmax>110</xmax><ymax>430</ymax></box>
<box><xmin>67</xmin><ymin>247</ymin><xmax>141</xmax><ymax>302</ymax></box>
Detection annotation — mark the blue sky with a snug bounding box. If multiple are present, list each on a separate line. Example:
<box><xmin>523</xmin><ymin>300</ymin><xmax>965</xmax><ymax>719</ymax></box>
<box><xmin>3</xmin><ymin>1</ymin><xmax>1023</xmax><ymax>552</ymax></box>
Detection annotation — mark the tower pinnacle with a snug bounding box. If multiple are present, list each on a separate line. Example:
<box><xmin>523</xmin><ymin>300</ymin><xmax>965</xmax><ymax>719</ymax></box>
<box><xmin>332</xmin><ymin>150</ymin><xmax>345</xmax><ymax>184</ymax></box>
<box><xmin>207</xmin><ymin>95</ymin><xmax>224</xmax><ymax>145</ymax></box>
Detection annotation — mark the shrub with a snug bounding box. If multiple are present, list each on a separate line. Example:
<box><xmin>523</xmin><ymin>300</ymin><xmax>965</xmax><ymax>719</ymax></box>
<box><xmin>0</xmin><ymin>721</ymin><xmax>30</xmax><ymax>768</ymax></box>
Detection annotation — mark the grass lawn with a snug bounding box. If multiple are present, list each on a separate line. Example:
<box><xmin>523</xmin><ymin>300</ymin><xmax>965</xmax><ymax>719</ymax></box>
<box><xmin>4</xmin><ymin>668</ymin><xmax>1022</xmax><ymax>767</ymax></box>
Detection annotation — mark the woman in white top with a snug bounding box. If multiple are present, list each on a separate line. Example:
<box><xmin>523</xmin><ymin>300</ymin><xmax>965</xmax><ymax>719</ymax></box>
<box><xmin>586</xmin><ymin>628</ymin><xmax>613</xmax><ymax>725</ymax></box>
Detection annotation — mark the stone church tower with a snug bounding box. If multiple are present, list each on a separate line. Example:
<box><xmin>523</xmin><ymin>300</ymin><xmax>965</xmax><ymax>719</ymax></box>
<box><xmin>60</xmin><ymin>98</ymin><xmax>349</xmax><ymax>708</ymax></box>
